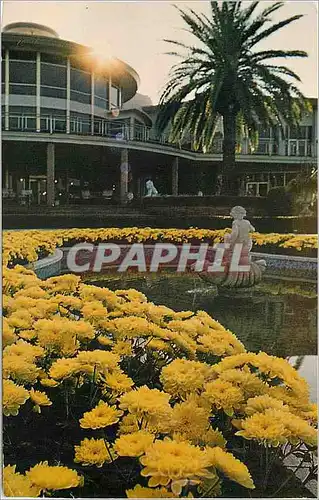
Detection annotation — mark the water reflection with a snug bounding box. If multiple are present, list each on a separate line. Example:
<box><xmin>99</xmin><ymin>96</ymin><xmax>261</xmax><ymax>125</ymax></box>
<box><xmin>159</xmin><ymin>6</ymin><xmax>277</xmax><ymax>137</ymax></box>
<box><xmin>289</xmin><ymin>355</ymin><xmax>318</xmax><ymax>403</ymax></box>
<box><xmin>86</xmin><ymin>273</ymin><xmax>317</xmax><ymax>359</ymax></box>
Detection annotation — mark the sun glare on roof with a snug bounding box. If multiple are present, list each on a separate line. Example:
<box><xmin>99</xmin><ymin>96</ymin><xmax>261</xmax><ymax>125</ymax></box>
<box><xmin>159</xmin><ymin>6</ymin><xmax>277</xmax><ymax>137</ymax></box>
<box><xmin>90</xmin><ymin>45</ymin><xmax>113</xmax><ymax>66</ymax></box>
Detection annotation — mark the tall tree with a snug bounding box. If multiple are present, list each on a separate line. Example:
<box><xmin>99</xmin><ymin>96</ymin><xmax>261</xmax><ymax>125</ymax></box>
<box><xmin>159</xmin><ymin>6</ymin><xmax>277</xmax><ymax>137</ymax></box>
<box><xmin>156</xmin><ymin>1</ymin><xmax>310</xmax><ymax>193</ymax></box>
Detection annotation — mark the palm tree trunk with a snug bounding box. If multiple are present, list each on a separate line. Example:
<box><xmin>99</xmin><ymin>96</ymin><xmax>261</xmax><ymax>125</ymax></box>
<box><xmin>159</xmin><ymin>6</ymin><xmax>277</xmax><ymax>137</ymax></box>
<box><xmin>222</xmin><ymin>109</ymin><xmax>237</xmax><ymax>195</ymax></box>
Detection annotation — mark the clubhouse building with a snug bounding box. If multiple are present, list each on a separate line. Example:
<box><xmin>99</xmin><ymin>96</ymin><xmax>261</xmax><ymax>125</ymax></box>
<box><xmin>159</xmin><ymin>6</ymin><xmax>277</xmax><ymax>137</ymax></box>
<box><xmin>2</xmin><ymin>22</ymin><xmax>318</xmax><ymax>206</ymax></box>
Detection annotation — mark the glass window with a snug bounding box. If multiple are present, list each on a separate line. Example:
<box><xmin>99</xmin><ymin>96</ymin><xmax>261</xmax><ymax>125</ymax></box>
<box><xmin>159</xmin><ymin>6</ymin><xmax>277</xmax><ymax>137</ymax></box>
<box><xmin>9</xmin><ymin>115</ymin><xmax>21</xmax><ymax>129</ymax></box>
<box><xmin>41</xmin><ymin>62</ymin><xmax>67</xmax><ymax>88</ymax></box>
<box><xmin>9</xmin><ymin>84</ymin><xmax>36</xmax><ymax>95</ymax></box>
<box><xmin>94</xmin><ymin>96</ymin><xmax>108</xmax><ymax>109</ymax></box>
<box><xmin>10</xmin><ymin>50</ymin><xmax>36</xmax><ymax>61</ymax></box>
<box><xmin>70</xmin><ymin>68</ymin><xmax>91</xmax><ymax>94</ymax></box>
<box><xmin>1</xmin><ymin>60</ymin><xmax>5</xmax><ymax>83</ymax></box>
<box><xmin>10</xmin><ymin>105</ymin><xmax>36</xmax><ymax>114</ymax></box>
<box><xmin>41</xmin><ymin>53</ymin><xmax>66</xmax><ymax>65</ymax></box>
<box><xmin>289</xmin><ymin>126</ymin><xmax>307</xmax><ymax>139</ymax></box>
<box><xmin>1</xmin><ymin>83</ymin><xmax>5</xmax><ymax>94</ymax></box>
<box><xmin>41</xmin><ymin>86</ymin><xmax>66</xmax><ymax>99</ymax></box>
<box><xmin>70</xmin><ymin>111</ymin><xmax>91</xmax><ymax>120</ymax></box>
<box><xmin>9</xmin><ymin>60</ymin><xmax>36</xmax><ymax>84</ymax></box>
<box><xmin>95</xmin><ymin>76</ymin><xmax>107</xmax><ymax>99</ymax></box>
<box><xmin>24</xmin><ymin>116</ymin><xmax>36</xmax><ymax>130</ymax></box>
<box><xmin>110</xmin><ymin>85</ymin><xmax>119</xmax><ymax>107</ymax></box>
<box><xmin>53</xmin><ymin>116</ymin><xmax>66</xmax><ymax>133</ymax></box>
<box><xmin>258</xmin><ymin>127</ymin><xmax>271</xmax><ymax>139</ymax></box>
<box><xmin>70</xmin><ymin>90</ymin><xmax>91</xmax><ymax>104</ymax></box>
<box><xmin>41</xmin><ymin>108</ymin><xmax>66</xmax><ymax>117</ymax></box>
<box><xmin>70</xmin><ymin>115</ymin><xmax>91</xmax><ymax>134</ymax></box>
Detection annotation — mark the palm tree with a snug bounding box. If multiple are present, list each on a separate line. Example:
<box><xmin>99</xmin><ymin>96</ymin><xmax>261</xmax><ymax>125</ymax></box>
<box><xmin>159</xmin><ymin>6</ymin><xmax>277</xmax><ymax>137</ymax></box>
<box><xmin>156</xmin><ymin>1</ymin><xmax>311</xmax><ymax>193</ymax></box>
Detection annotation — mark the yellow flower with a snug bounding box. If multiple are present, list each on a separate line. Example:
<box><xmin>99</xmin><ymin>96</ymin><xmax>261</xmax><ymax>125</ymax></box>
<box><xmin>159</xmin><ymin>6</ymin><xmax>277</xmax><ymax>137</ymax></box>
<box><xmin>14</xmin><ymin>285</ymin><xmax>48</xmax><ymax>299</ymax></box>
<box><xmin>3</xmin><ymin>354</ymin><xmax>39</xmax><ymax>384</ymax></box>
<box><xmin>219</xmin><ymin>369</ymin><xmax>267</xmax><ymax>398</ymax></box>
<box><xmin>126</xmin><ymin>485</ymin><xmax>178</xmax><ymax>498</ymax></box>
<box><xmin>103</xmin><ymin>370</ymin><xmax>134</xmax><ymax>394</ymax></box>
<box><xmin>140</xmin><ymin>438</ymin><xmax>213</xmax><ymax>494</ymax></box>
<box><xmin>112</xmin><ymin>340</ymin><xmax>133</xmax><ymax>357</ymax></box>
<box><xmin>3</xmin><ymin>379</ymin><xmax>30</xmax><ymax>416</ymax></box>
<box><xmin>191</xmin><ymin>428</ymin><xmax>227</xmax><ymax>449</ymax></box>
<box><xmin>73</xmin><ymin>321</ymin><xmax>95</xmax><ymax>341</ymax></box>
<box><xmin>119</xmin><ymin>386</ymin><xmax>171</xmax><ymax>420</ymax></box>
<box><xmin>118</xmin><ymin>414</ymin><xmax>141</xmax><ymax>435</ymax></box>
<box><xmin>203</xmin><ymin>380</ymin><xmax>244</xmax><ymax>416</ymax></box>
<box><xmin>2</xmin><ymin>318</ymin><xmax>17</xmax><ymax>347</ymax></box>
<box><xmin>79</xmin><ymin>284</ymin><xmax>118</xmax><ymax>309</ymax></box>
<box><xmin>7</xmin><ymin>310</ymin><xmax>33</xmax><ymax>330</ymax></box>
<box><xmin>39</xmin><ymin>377</ymin><xmax>59</xmax><ymax>388</ymax></box>
<box><xmin>74</xmin><ymin>438</ymin><xmax>113</xmax><ymax>467</ymax></box>
<box><xmin>236</xmin><ymin>410</ymin><xmax>290</xmax><ymax>446</ymax></box>
<box><xmin>76</xmin><ymin>350</ymin><xmax>120</xmax><ymax>375</ymax></box>
<box><xmin>97</xmin><ymin>335</ymin><xmax>114</xmax><ymax>347</ymax></box>
<box><xmin>285</xmin><ymin>413</ymin><xmax>317</xmax><ymax>446</ymax></box>
<box><xmin>114</xmin><ymin>431</ymin><xmax>155</xmax><ymax>457</ymax></box>
<box><xmin>244</xmin><ymin>395</ymin><xmax>289</xmax><ymax>416</ymax></box>
<box><xmin>4</xmin><ymin>339</ymin><xmax>44</xmax><ymax>362</ymax></box>
<box><xmin>29</xmin><ymin>388</ymin><xmax>52</xmax><ymax>408</ymax></box>
<box><xmin>169</xmin><ymin>400</ymin><xmax>210</xmax><ymax>442</ymax></box>
<box><xmin>160</xmin><ymin>359</ymin><xmax>213</xmax><ymax>398</ymax></box>
<box><xmin>146</xmin><ymin>338</ymin><xmax>171</xmax><ymax>352</ymax></box>
<box><xmin>49</xmin><ymin>358</ymin><xmax>79</xmax><ymax>380</ymax></box>
<box><xmin>81</xmin><ymin>300</ymin><xmax>107</xmax><ymax>322</ymax></box>
<box><xmin>34</xmin><ymin>317</ymin><xmax>84</xmax><ymax>356</ymax></box>
<box><xmin>79</xmin><ymin>401</ymin><xmax>123</xmax><ymax>429</ymax></box>
<box><xmin>26</xmin><ymin>462</ymin><xmax>82</xmax><ymax>491</ymax></box>
<box><xmin>45</xmin><ymin>274</ymin><xmax>80</xmax><ymax>293</ymax></box>
<box><xmin>204</xmin><ymin>446</ymin><xmax>255</xmax><ymax>489</ymax></box>
<box><xmin>53</xmin><ymin>294</ymin><xmax>82</xmax><ymax>310</ymax></box>
<box><xmin>3</xmin><ymin>465</ymin><xmax>40</xmax><ymax>497</ymax></box>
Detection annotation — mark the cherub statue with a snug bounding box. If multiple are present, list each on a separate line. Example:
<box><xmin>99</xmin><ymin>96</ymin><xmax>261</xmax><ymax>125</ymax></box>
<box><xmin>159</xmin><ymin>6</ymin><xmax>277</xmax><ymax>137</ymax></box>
<box><xmin>191</xmin><ymin>205</ymin><xmax>266</xmax><ymax>288</ymax></box>
<box><xmin>145</xmin><ymin>179</ymin><xmax>158</xmax><ymax>197</ymax></box>
<box><xmin>224</xmin><ymin>205</ymin><xmax>255</xmax><ymax>254</ymax></box>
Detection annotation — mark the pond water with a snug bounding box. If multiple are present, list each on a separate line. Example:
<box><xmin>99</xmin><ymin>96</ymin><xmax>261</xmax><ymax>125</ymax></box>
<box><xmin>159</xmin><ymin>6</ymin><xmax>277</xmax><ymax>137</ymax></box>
<box><xmin>86</xmin><ymin>273</ymin><xmax>317</xmax><ymax>401</ymax></box>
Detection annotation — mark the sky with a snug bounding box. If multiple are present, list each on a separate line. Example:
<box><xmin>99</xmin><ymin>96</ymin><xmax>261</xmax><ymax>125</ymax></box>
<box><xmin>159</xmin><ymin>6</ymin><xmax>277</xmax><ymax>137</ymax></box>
<box><xmin>1</xmin><ymin>1</ymin><xmax>318</xmax><ymax>103</ymax></box>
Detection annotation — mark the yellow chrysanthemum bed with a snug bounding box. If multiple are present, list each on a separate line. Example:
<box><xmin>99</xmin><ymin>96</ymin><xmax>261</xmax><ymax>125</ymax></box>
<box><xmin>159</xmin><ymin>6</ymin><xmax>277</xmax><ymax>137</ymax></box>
<box><xmin>2</xmin><ymin>231</ymin><xmax>317</xmax><ymax>498</ymax></box>
<box><xmin>3</xmin><ymin>228</ymin><xmax>317</xmax><ymax>267</ymax></box>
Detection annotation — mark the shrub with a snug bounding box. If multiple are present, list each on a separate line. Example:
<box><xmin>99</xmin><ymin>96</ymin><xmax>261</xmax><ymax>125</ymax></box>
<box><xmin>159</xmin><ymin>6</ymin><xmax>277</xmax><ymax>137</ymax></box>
<box><xmin>266</xmin><ymin>187</ymin><xmax>293</xmax><ymax>216</ymax></box>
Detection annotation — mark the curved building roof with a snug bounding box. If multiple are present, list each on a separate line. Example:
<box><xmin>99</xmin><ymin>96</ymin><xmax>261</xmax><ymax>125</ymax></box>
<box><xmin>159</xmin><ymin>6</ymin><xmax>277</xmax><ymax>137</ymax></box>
<box><xmin>3</xmin><ymin>22</ymin><xmax>60</xmax><ymax>38</ymax></box>
<box><xmin>2</xmin><ymin>23</ymin><xmax>139</xmax><ymax>102</ymax></box>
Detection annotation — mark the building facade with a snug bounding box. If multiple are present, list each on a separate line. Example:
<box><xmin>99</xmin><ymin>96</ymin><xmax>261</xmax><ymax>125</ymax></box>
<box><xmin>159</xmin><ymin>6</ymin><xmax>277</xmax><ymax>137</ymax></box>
<box><xmin>2</xmin><ymin>22</ymin><xmax>318</xmax><ymax>205</ymax></box>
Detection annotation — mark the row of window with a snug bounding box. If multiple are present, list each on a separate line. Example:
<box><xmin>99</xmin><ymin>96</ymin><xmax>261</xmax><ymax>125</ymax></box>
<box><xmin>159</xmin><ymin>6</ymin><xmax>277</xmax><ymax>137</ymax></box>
<box><xmin>2</xmin><ymin>110</ymin><xmax>316</xmax><ymax>157</ymax></box>
<box><xmin>3</xmin><ymin>113</ymin><xmax>130</xmax><ymax>136</ymax></box>
<box><xmin>1</xmin><ymin>55</ymin><xmax>121</xmax><ymax>108</ymax></box>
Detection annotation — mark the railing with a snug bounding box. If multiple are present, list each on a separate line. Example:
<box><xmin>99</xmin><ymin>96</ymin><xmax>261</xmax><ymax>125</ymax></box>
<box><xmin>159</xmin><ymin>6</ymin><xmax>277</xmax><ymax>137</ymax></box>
<box><xmin>2</xmin><ymin>113</ymin><xmax>316</xmax><ymax>157</ymax></box>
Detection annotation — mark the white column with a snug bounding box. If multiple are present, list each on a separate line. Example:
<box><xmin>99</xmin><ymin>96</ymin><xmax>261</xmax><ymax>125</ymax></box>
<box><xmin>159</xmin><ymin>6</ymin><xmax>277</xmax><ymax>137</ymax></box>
<box><xmin>46</xmin><ymin>143</ymin><xmax>55</xmax><ymax>206</ymax></box>
<box><xmin>242</xmin><ymin>137</ymin><xmax>249</xmax><ymax>155</ymax></box>
<box><xmin>172</xmin><ymin>157</ymin><xmax>179</xmax><ymax>195</ymax></box>
<box><xmin>278</xmin><ymin>126</ymin><xmax>286</xmax><ymax>156</ymax></box>
<box><xmin>129</xmin><ymin>115</ymin><xmax>135</xmax><ymax>140</ymax></box>
<box><xmin>120</xmin><ymin>148</ymin><xmax>129</xmax><ymax>205</ymax></box>
<box><xmin>269</xmin><ymin>127</ymin><xmax>273</xmax><ymax>155</ymax></box>
<box><xmin>66</xmin><ymin>57</ymin><xmax>71</xmax><ymax>133</ymax></box>
<box><xmin>36</xmin><ymin>52</ymin><xmax>41</xmax><ymax>132</ymax></box>
<box><xmin>4</xmin><ymin>167</ymin><xmax>9</xmax><ymax>189</ymax></box>
<box><xmin>5</xmin><ymin>49</ymin><xmax>9</xmax><ymax>130</ymax></box>
<box><xmin>118</xmin><ymin>87</ymin><xmax>122</xmax><ymax>108</ymax></box>
<box><xmin>91</xmin><ymin>70</ymin><xmax>95</xmax><ymax>135</ymax></box>
<box><xmin>108</xmin><ymin>74</ymin><xmax>112</xmax><ymax>111</ymax></box>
